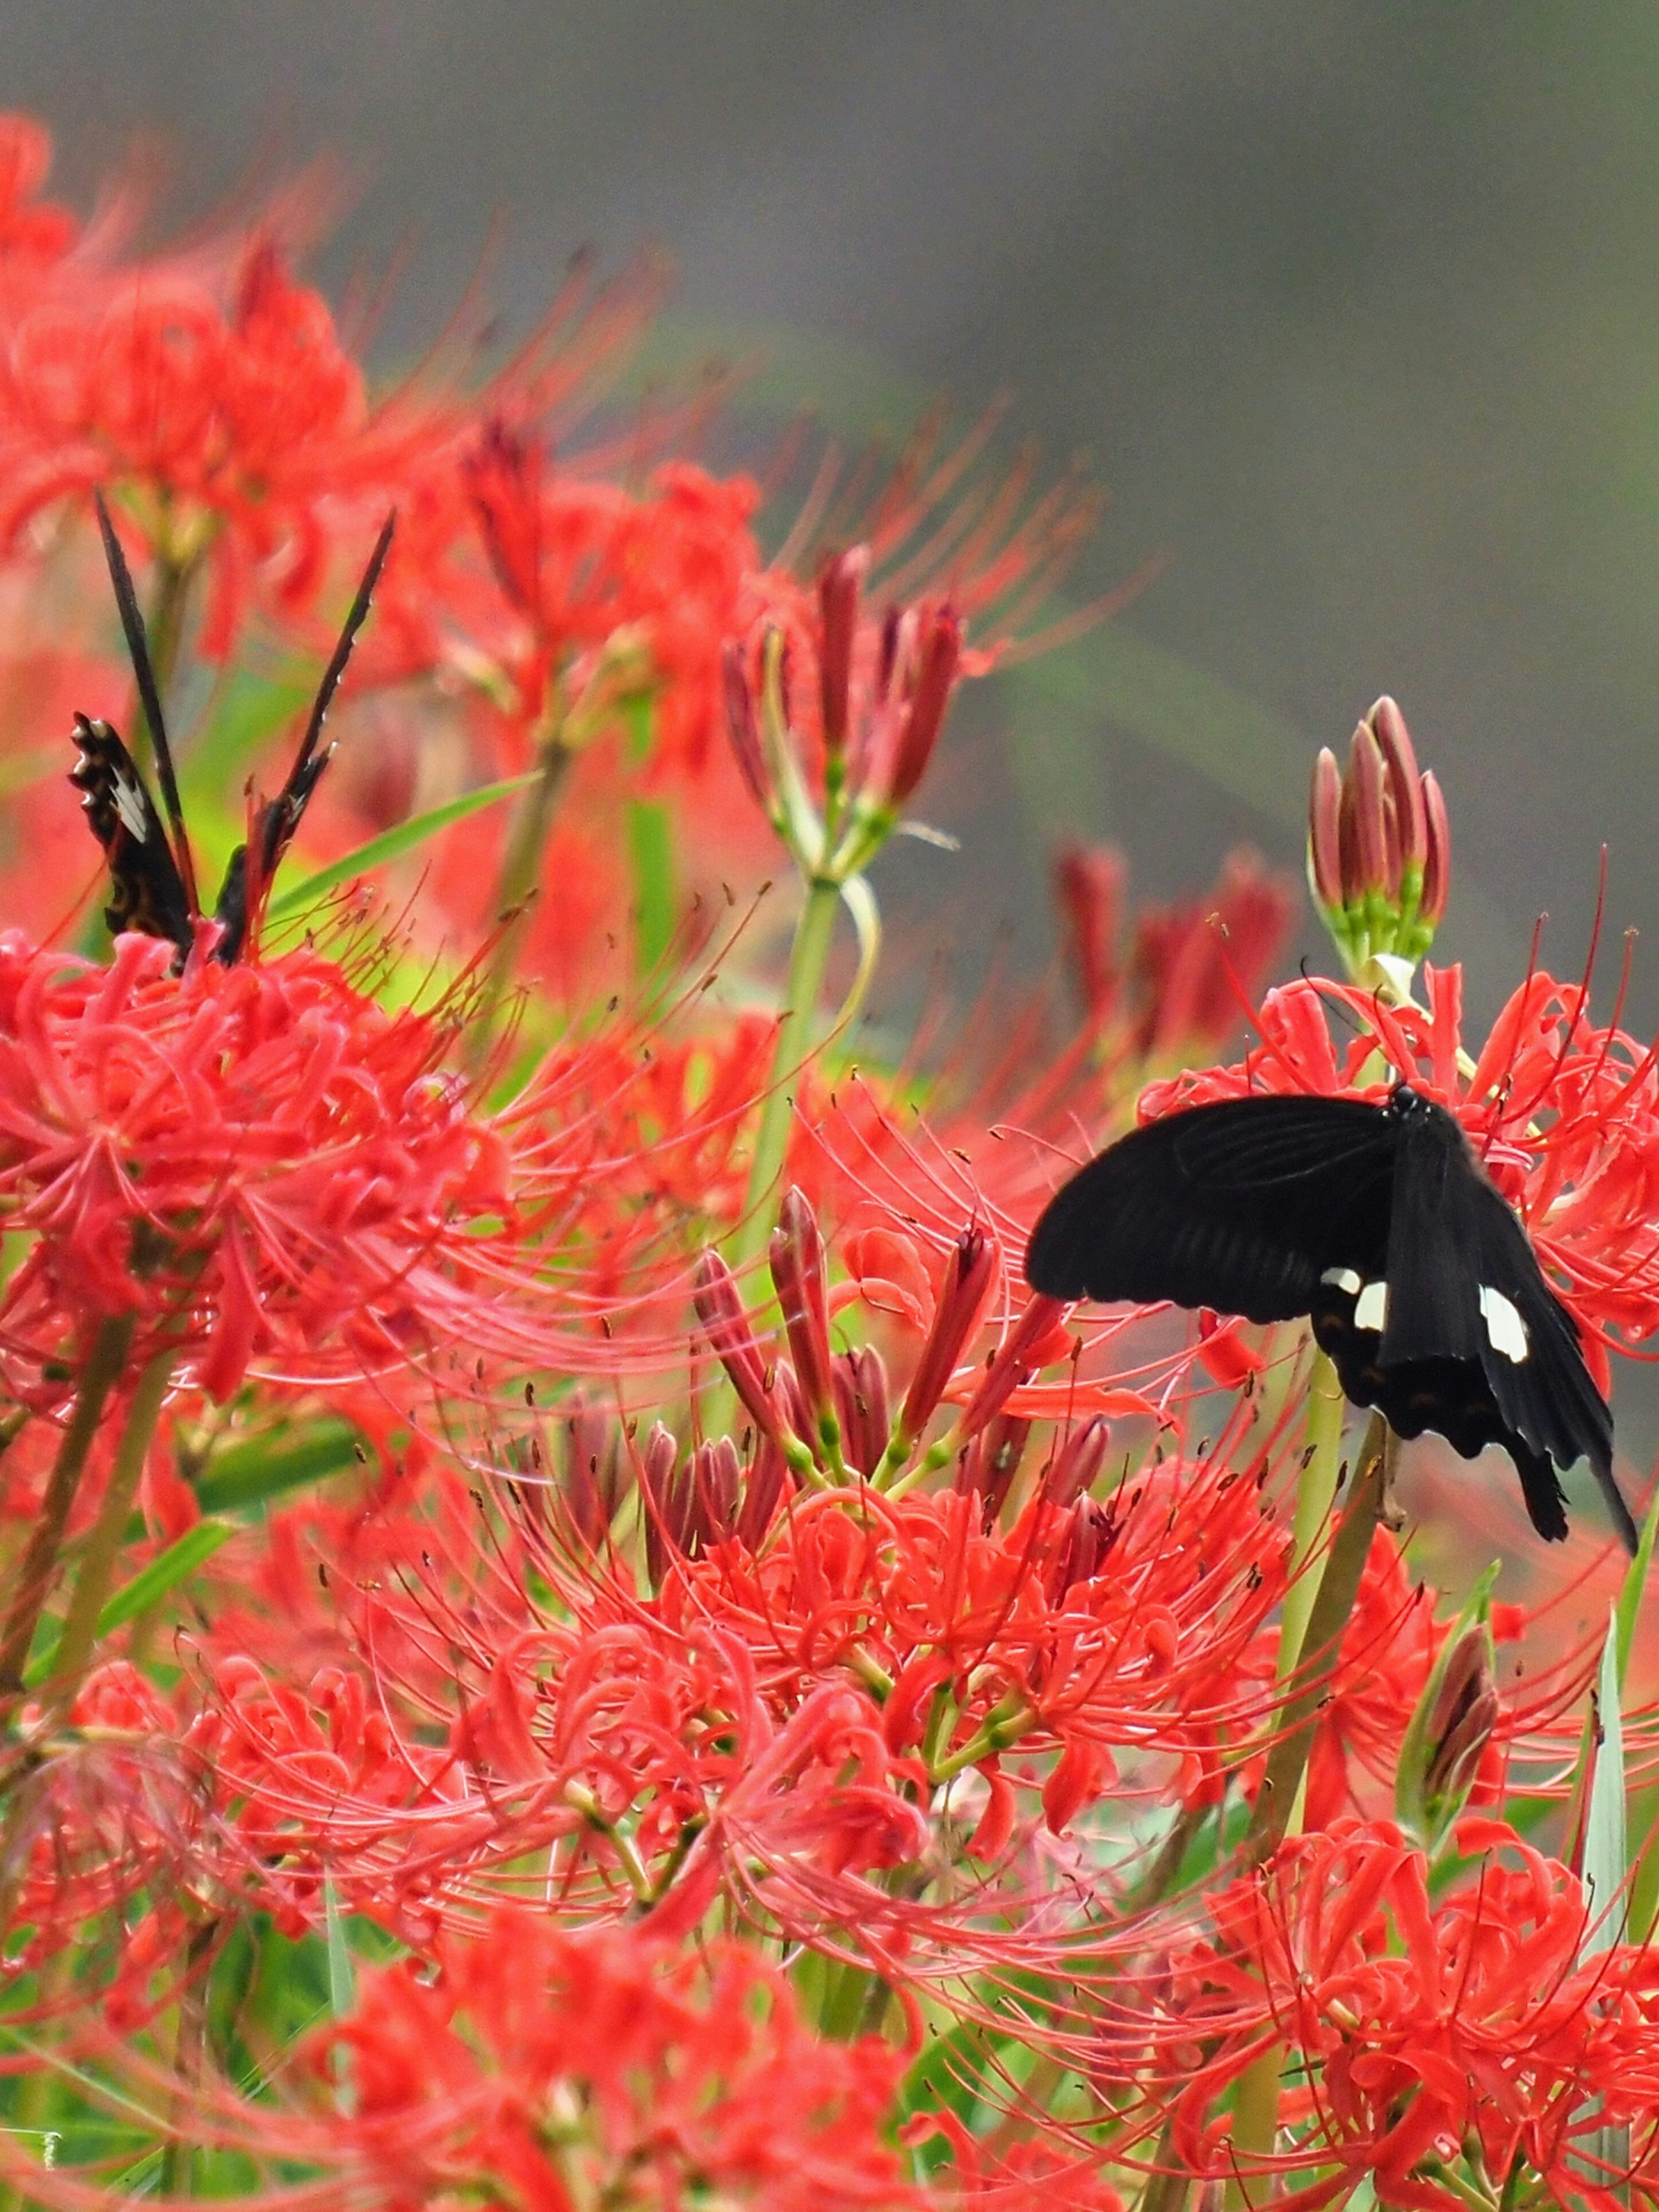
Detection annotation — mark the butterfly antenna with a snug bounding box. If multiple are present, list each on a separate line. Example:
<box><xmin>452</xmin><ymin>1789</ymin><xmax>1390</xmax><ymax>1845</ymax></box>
<box><xmin>289</xmin><ymin>512</ymin><xmax>397</xmax><ymax>787</ymax></box>
<box><xmin>92</xmin><ymin>489</ymin><xmax>200</xmax><ymax>917</ymax></box>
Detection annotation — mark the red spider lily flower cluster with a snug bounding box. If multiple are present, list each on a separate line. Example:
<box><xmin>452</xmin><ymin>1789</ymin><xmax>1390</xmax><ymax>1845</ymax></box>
<box><xmin>1055</xmin><ymin>839</ymin><xmax>1296</xmax><ymax>1064</ymax></box>
<box><xmin>1150</xmin><ymin>1821</ymin><xmax>1659</xmax><ymax>2207</ymax></box>
<box><xmin>6</xmin><ymin>102</ymin><xmax>1659</xmax><ymax>2212</ymax></box>
<box><xmin>0</xmin><ymin>929</ymin><xmax>533</xmax><ymax>1401</ymax></box>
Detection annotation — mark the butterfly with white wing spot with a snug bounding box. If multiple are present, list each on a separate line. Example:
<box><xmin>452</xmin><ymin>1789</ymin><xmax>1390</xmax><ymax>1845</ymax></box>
<box><xmin>1025</xmin><ymin>1082</ymin><xmax>1639</xmax><ymax>1552</ymax></box>
<box><xmin>70</xmin><ymin>490</ymin><xmax>395</xmax><ymax>969</ymax></box>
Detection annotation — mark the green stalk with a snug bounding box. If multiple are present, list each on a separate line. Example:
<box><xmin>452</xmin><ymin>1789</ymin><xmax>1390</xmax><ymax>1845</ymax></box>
<box><xmin>466</xmin><ymin>733</ymin><xmax>574</xmax><ymax>1073</ymax></box>
<box><xmin>729</xmin><ymin>873</ymin><xmax>842</xmax><ymax>1270</ymax></box>
<box><xmin>0</xmin><ymin>1314</ymin><xmax>135</xmax><ymax>1701</ymax></box>
<box><xmin>1225</xmin><ymin>1410</ymin><xmax>1390</xmax><ymax>2202</ymax></box>
<box><xmin>143</xmin><ymin>552</ymin><xmax>197</xmax><ymax>738</ymax></box>
<box><xmin>1247</xmin><ymin>1411</ymin><xmax>1390</xmax><ymax>1864</ymax></box>
<box><xmin>42</xmin><ymin>1349</ymin><xmax>175</xmax><ymax>1714</ymax></box>
<box><xmin>1279</xmin><ymin>1347</ymin><xmax>1347</xmax><ymax>1685</ymax></box>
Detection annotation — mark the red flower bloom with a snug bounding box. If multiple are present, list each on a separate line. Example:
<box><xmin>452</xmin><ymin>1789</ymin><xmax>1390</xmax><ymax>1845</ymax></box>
<box><xmin>301</xmin><ymin>1912</ymin><xmax>923</xmax><ymax>2212</ymax></box>
<box><xmin>0</xmin><ymin>929</ymin><xmax>539</xmax><ymax>1400</ymax></box>
<box><xmin>1153</xmin><ymin>1820</ymin><xmax>1659</xmax><ymax>2207</ymax></box>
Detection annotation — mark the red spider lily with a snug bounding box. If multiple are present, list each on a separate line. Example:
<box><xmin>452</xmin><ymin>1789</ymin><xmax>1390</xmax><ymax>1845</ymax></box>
<box><xmin>1149</xmin><ymin>1820</ymin><xmax>1659</xmax><ymax>2208</ymax></box>
<box><xmin>308</xmin><ymin>1914</ymin><xmax>920</xmax><ymax>2212</ymax></box>
<box><xmin>1055</xmin><ymin>840</ymin><xmax>1297</xmax><ymax>1064</ymax></box>
<box><xmin>1135</xmin><ymin>959</ymin><xmax>1659</xmax><ymax>1373</ymax></box>
<box><xmin>0</xmin><ymin>233</ymin><xmax>421</xmax><ymax>655</ymax></box>
<box><xmin>0</xmin><ymin>929</ymin><xmax>547</xmax><ymax>1400</ymax></box>
<box><xmin>1298</xmin><ymin>1531</ymin><xmax>1526</xmax><ymax>1832</ymax></box>
<box><xmin>664</xmin><ymin>1460</ymin><xmax>1288</xmax><ymax>1841</ymax></box>
<box><xmin>448</xmin><ymin>420</ymin><xmax>761</xmax><ymax>775</ymax></box>
<box><xmin>0</xmin><ymin>115</ymin><xmax>77</xmax><ymax>288</ymax></box>
<box><xmin>724</xmin><ymin>542</ymin><xmax>963</xmax><ymax>878</ymax></box>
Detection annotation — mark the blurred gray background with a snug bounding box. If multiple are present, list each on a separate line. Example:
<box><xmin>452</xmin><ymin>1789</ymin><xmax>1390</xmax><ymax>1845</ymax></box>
<box><xmin>13</xmin><ymin>0</ymin><xmax>1659</xmax><ymax>1030</ymax></box>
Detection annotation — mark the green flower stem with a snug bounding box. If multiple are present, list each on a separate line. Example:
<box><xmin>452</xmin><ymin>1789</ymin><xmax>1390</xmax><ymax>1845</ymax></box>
<box><xmin>1278</xmin><ymin>1346</ymin><xmax>1348</xmax><ymax>1688</ymax></box>
<box><xmin>1247</xmin><ymin>1409</ymin><xmax>1390</xmax><ymax>1866</ymax></box>
<box><xmin>42</xmin><ymin>1348</ymin><xmax>175</xmax><ymax>1715</ymax></box>
<box><xmin>467</xmin><ymin>733</ymin><xmax>574</xmax><ymax>1073</ymax></box>
<box><xmin>928</xmin><ymin>1697</ymin><xmax>1035</xmax><ymax>1786</ymax></box>
<box><xmin>730</xmin><ymin>873</ymin><xmax>842</xmax><ymax>1271</ymax></box>
<box><xmin>142</xmin><ymin>550</ymin><xmax>197</xmax><ymax>740</ymax></box>
<box><xmin>1223</xmin><ymin>2052</ymin><xmax>1285</xmax><ymax>2212</ymax></box>
<box><xmin>0</xmin><ymin>1314</ymin><xmax>135</xmax><ymax>1701</ymax></box>
<box><xmin>1224</xmin><ymin>1408</ymin><xmax>1390</xmax><ymax>2206</ymax></box>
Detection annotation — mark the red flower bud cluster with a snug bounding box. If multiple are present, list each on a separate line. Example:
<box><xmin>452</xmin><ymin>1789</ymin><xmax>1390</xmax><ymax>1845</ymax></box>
<box><xmin>1308</xmin><ymin>694</ymin><xmax>1450</xmax><ymax>972</ymax></box>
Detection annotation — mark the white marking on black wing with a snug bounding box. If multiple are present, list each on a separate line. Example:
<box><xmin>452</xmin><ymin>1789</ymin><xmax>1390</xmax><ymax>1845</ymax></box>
<box><xmin>110</xmin><ymin>765</ymin><xmax>152</xmax><ymax>843</ymax></box>
<box><xmin>1354</xmin><ymin>1279</ymin><xmax>1389</xmax><ymax>1334</ymax></box>
<box><xmin>1321</xmin><ymin>1266</ymin><xmax>1363</xmax><ymax>1296</ymax></box>
<box><xmin>1478</xmin><ymin>1285</ymin><xmax>1529</xmax><ymax>1364</ymax></box>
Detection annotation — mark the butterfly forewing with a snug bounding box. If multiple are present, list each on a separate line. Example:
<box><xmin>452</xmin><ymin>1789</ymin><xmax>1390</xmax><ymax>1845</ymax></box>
<box><xmin>1026</xmin><ymin>1093</ymin><xmax>1397</xmax><ymax>1324</ymax></box>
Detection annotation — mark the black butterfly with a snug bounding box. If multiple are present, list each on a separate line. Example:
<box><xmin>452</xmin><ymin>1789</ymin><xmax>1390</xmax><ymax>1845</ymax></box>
<box><xmin>1025</xmin><ymin>1082</ymin><xmax>1638</xmax><ymax>1553</ymax></box>
<box><xmin>70</xmin><ymin>492</ymin><xmax>395</xmax><ymax>968</ymax></box>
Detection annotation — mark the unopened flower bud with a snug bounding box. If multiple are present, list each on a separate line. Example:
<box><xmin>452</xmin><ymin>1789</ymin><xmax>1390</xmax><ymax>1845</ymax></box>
<box><xmin>1397</xmin><ymin>1603</ymin><xmax>1499</xmax><ymax>1849</ymax></box>
<box><xmin>897</xmin><ymin>1225</ymin><xmax>998</xmax><ymax>1448</ymax></box>
<box><xmin>1370</xmin><ymin>695</ymin><xmax>1427</xmax><ymax>873</ymax></box>
<box><xmin>1040</xmin><ymin>1413</ymin><xmax>1111</xmax><ymax>1509</ymax></box>
<box><xmin>723</xmin><ymin>641</ymin><xmax>773</xmax><ymax>817</ymax></box>
<box><xmin>1308</xmin><ymin>747</ymin><xmax>1344</xmax><ymax>913</ymax></box>
<box><xmin>1422</xmin><ymin>1629</ymin><xmax>1499</xmax><ymax>1810</ymax></box>
<box><xmin>693</xmin><ymin>1250</ymin><xmax>793</xmax><ymax>1453</ymax></box>
<box><xmin>1054</xmin><ymin>843</ymin><xmax>1125</xmax><ymax>1028</ymax></box>
<box><xmin>687</xmin><ymin>1436</ymin><xmax>741</xmax><ymax>1553</ymax></box>
<box><xmin>769</xmin><ymin>1189</ymin><xmax>840</xmax><ymax>1469</ymax></box>
<box><xmin>886</xmin><ymin>605</ymin><xmax>962</xmax><ymax>807</ymax></box>
<box><xmin>1307</xmin><ymin>695</ymin><xmax>1449</xmax><ymax>976</ymax></box>
<box><xmin>640</xmin><ymin>1422</ymin><xmax>687</xmax><ymax>1587</ymax></box>
<box><xmin>817</xmin><ymin>546</ymin><xmax>868</xmax><ymax>762</ymax></box>
<box><xmin>833</xmin><ymin>1345</ymin><xmax>891</xmax><ymax>1479</ymax></box>
<box><xmin>1420</xmin><ymin>769</ymin><xmax>1450</xmax><ymax>928</ymax></box>
<box><xmin>737</xmin><ymin>1433</ymin><xmax>788</xmax><ymax>1548</ymax></box>
<box><xmin>954</xmin><ymin>1413</ymin><xmax>1032</xmax><ymax>1527</ymax></box>
<box><xmin>559</xmin><ymin>1400</ymin><xmax>626</xmax><ymax>1548</ymax></box>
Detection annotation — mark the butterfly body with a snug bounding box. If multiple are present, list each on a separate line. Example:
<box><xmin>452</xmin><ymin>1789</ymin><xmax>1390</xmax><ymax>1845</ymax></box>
<box><xmin>70</xmin><ymin>495</ymin><xmax>394</xmax><ymax>970</ymax></box>
<box><xmin>1026</xmin><ymin>1083</ymin><xmax>1637</xmax><ymax>1552</ymax></box>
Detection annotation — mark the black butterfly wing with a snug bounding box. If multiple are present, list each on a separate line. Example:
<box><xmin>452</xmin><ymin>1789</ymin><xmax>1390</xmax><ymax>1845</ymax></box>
<box><xmin>213</xmin><ymin>513</ymin><xmax>395</xmax><ymax>964</ymax></box>
<box><xmin>1467</xmin><ymin>1178</ymin><xmax>1634</xmax><ymax>1550</ymax></box>
<box><xmin>69</xmin><ymin>714</ymin><xmax>194</xmax><ymax>963</ymax></box>
<box><xmin>1026</xmin><ymin>1094</ymin><xmax>1398</xmax><ymax>1324</ymax></box>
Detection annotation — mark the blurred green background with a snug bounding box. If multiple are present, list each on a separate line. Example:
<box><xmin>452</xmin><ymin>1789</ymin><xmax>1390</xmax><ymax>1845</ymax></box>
<box><xmin>11</xmin><ymin>0</ymin><xmax>1659</xmax><ymax>1028</ymax></box>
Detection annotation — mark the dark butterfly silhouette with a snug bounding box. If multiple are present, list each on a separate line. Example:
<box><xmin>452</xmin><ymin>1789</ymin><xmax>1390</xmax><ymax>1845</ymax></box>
<box><xmin>70</xmin><ymin>492</ymin><xmax>395</xmax><ymax>968</ymax></box>
<box><xmin>1026</xmin><ymin>1082</ymin><xmax>1638</xmax><ymax>1552</ymax></box>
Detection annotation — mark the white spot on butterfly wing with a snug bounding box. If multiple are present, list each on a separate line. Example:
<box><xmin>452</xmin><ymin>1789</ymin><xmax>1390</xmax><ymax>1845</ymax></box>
<box><xmin>1321</xmin><ymin>1267</ymin><xmax>1363</xmax><ymax>1296</ymax></box>
<box><xmin>1353</xmin><ymin>1279</ymin><xmax>1389</xmax><ymax>1334</ymax></box>
<box><xmin>1479</xmin><ymin>1285</ymin><xmax>1529</xmax><ymax>1364</ymax></box>
<box><xmin>111</xmin><ymin>768</ymin><xmax>151</xmax><ymax>842</ymax></box>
